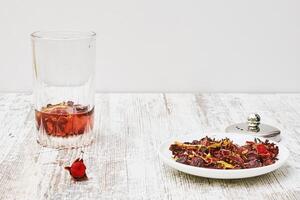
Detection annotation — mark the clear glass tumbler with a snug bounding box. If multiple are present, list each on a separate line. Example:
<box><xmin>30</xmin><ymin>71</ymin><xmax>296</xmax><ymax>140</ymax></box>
<box><xmin>31</xmin><ymin>31</ymin><xmax>96</xmax><ymax>148</ymax></box>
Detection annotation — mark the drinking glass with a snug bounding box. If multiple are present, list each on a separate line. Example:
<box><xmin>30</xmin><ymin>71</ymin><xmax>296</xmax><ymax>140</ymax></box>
<box><xmin>31</xmin><ymin>31</ymin><xmax>96</xmax><ymax>148</ymax></box>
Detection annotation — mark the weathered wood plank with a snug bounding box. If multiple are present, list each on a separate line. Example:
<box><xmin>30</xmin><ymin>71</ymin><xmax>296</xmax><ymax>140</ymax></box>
<box><xmin>0</xmin><ymin>93</ymin><xmax>299</xmax><ymax>200</ymax></box>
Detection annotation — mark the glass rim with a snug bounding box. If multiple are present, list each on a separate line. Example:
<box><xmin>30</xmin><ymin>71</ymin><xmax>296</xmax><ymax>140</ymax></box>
<box><xmin>31</xmin><ymin>31</ymin><xmax>96</xmax><ymax>40</ymax></box>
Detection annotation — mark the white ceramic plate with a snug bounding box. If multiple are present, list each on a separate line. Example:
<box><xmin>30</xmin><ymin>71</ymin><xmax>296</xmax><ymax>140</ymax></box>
<box><xmin>159</xmin><ymin>132</ymin><xmax>289</xmax><ymax>179</ymax></box>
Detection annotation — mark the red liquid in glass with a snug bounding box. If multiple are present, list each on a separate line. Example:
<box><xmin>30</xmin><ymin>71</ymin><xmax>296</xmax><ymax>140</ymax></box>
<box><xmin>35</xmin><ymin>102</ymin><xmax>94</xmax><ymax>137</ymax></box>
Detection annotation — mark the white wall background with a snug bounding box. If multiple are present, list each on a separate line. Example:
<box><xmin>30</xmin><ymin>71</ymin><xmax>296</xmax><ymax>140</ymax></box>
<box><xmin>0</xmin><ymin>0</ymin><xmax>299</xmax><ymax>92</ymax></box>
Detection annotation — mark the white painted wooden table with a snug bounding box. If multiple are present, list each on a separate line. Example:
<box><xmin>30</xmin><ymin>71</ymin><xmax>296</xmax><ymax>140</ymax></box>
<box><xmin>0</xmin><ymin>93</ymin><xmax>299</xmax><ymax>200</ymax></box>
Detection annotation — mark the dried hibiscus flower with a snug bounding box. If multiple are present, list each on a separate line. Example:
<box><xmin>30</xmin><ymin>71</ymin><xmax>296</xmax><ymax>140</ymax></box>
<box><xmin>169</xmin><ymin>136</ymin><xmax>279</xmax><ymax>169</ymax></box>
<box><xmin>65</xmin><ymin>154</ymin><xmax>88</xmax><ymax>181</ymax></box>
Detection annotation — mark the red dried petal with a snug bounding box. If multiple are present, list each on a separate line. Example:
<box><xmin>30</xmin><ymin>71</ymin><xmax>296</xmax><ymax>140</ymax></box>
<box><xmin>65</xmin><ymin>158</ymin><xmax>87</xmax><ymax>181</ymax></box>
<box><xmin>256</xmin><ymin>144</ymin><xmax>269</xmax><ymax>155</ymax></box>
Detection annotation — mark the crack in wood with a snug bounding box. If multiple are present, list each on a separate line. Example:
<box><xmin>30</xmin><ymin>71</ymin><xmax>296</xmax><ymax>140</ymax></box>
<box><xmin>162</xmin><ymin>93</ymin><xmax>171</xmax><ymax>115</ymax></box>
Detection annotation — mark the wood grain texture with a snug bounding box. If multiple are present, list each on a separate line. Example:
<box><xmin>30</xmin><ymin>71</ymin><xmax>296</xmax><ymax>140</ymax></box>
<box><xmin>0</xmin><ymin>93</ymin><xmax>299</xmax><ymax>200</ymax></box>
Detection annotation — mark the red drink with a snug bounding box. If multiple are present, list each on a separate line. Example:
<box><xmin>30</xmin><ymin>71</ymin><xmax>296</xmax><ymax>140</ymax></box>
<box><xmin>35</xmin><ymin>101</ymin><xmax>94</xmax><ymax>137</ymax></box>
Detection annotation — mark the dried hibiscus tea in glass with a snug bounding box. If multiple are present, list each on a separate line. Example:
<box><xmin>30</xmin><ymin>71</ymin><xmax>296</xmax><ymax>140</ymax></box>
<box><xmin>32</xmin><ymin>31</ymin><xmax>96</xmax><ymax>148</ymax></box>
<box><xmin>35</xmin><ymin>101</ymin><xmax>94</xmax><ymax>137</ymax></box>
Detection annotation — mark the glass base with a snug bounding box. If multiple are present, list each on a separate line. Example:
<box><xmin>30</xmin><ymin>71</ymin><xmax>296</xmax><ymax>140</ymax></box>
<box><xmin>36</xmin><ymin>129</ymin><xmax>94</xmax><ymax>148</ymax></box>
